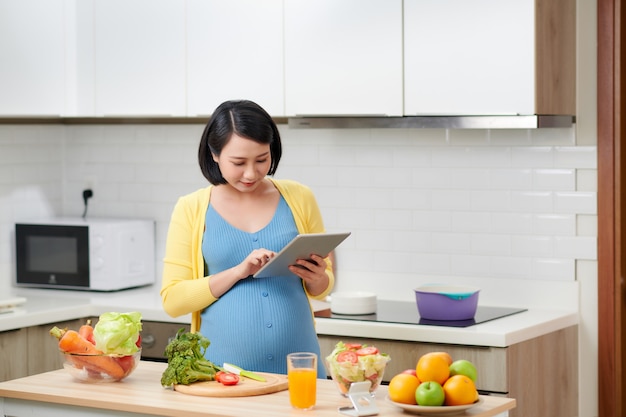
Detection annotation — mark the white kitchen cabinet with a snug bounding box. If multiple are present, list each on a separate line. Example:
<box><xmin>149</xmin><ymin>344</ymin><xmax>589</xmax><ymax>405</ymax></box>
<box><xmin>92</xmin><ymin>0</ymin><xmax>186</xmax><ymax>116</ymax></box>
<box><xmin>319</xmin><ymin>325</ymin><xmax>577</xmax><ymax>417</ymax></box>
<box><xmin>404</xmin><ymin>0</ymin><xmax>576</xmax><ymax>116</ymax></box>
<box><xmin>0</xmin><ymin>0</ymin><xmax>66</xmax><ymax>115</ymax></box>
<box><xmin>284</xmin><ymin>0</ymin><xmax>403</xmax><ymax>117</ymax></box>
<box><xmin>187</xmin><ymin>0</ymin><xmax>284</xmax><ymax>117</ymax></box>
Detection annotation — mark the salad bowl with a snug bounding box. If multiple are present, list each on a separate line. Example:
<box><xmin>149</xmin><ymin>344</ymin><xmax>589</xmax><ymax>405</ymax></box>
<box><xmin>326</xmin><ymin>342</ymin><xmax>390</xmax><ymax>396</ymax></box>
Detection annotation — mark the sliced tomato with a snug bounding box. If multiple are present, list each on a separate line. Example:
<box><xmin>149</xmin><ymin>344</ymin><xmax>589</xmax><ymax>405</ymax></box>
<box><xmin>219</xmin><ymin>373</ymin><xmax>240</xmax><ymax>386</ymax></box>
<box><xmin>356</xmin><ymin>346</ymin><xmax>379</xmax><ymax>356</ymax></box>
<box><xmin>336</xmin><ymin>351</ymin><xmax>358</xmax><ymax>364</ymax></box>
<box><xmin>215</xmin><ymin>371</ymin><xmax>226</xmax><ymax>383</ymax></box>
<box><xmin>344</xmin><ymin>343</ymin><xmax>362</xmax><ymax>350</ymax></box>
<box><xmin>135</xmin><ymin>334</ymin><xmax>142</xmax><ymax>348</ymax></box>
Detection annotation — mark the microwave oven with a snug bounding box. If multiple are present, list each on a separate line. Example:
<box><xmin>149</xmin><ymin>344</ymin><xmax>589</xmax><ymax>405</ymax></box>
<box><xmin>14</xmin><ymin>218</ymin><xmax>156</xmax><ymax>291</ymax></box>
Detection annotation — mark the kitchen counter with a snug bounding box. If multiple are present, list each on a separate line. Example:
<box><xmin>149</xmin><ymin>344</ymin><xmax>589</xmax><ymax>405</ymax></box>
<box><xmin>0</xmin><ymin>360</ymin><xmax>516</xmax><ymax>417</ymax></box>
<box><xmin>0</xmin><ymin>286</ymin><xmax>578</xmax><ymax>348</ymax></box>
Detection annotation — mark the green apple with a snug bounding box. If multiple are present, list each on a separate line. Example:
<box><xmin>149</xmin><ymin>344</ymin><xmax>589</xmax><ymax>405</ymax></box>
<box><xmin>449</xmin><ymin>359</ymin><xmax>478</xmax><ymax>382</ymax></box>
<box><xmin>415</xmin><ymin>381</ymin><xmax>445</xmax><ymax>406</ymax></box>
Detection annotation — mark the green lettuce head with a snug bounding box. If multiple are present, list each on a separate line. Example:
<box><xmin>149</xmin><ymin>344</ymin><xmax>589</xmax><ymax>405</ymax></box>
<box><xmin>93</xmin><ymin>311</ymin><xmax>142</xmax><ymax>355</ymax></box>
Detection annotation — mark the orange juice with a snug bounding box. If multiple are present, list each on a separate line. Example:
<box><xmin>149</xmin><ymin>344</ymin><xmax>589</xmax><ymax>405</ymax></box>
<box><xmin>288</xmin><ymin>367</ymin><xmax>317</xmax><ymax>409</ymax></box>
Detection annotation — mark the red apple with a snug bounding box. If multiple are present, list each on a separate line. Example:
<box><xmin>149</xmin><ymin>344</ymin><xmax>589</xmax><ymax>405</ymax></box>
<box><xmin>401</xmin><ymin>369</ymin><xmax>417</xmax><ymax>377</ymax></box>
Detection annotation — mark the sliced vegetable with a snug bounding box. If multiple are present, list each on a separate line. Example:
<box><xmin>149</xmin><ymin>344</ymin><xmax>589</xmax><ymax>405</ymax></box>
<box><xmin>219</xmin><ymin>373</ymin><xmax>240</xmax><ymax>386</ymax></box>
<box><xmin>337</xmin><ymin>351</ymin><xmax>358</xmax><ymax>364</ymax></box>
<box><xmin>356</xmin><ymin>346</ymin><xmax>379</xmax><ymax>356</ymax></box>
<box><xmin>223</xmin><ymin>362</ymin><xmax>266</xmax><ymax>382</ymax></box>
<box><xmin>344</xmin><ymin>343</ymin><xmax>362</xmax><ymax>350</ymax></box>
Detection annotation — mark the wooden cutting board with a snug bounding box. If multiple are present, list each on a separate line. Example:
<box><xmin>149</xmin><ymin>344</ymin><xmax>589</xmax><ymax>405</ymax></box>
<box><xmin>174</xmin><ymin>372</ymin><xmax>288</xmax><ymax>397</ymax></box>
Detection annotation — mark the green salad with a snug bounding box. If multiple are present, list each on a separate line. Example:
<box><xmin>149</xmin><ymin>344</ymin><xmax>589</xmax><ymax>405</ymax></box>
<box><xmin>325</xmin><ymin>341</ymin><xmax>391</xmax><ymax>394</ymax></box>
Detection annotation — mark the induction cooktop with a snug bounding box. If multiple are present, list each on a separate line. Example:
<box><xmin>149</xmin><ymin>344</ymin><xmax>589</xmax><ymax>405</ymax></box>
<box><xmin>327</xmin><ymin>300</ymin><xmax>527</xmax><ymax>328</ymax></box>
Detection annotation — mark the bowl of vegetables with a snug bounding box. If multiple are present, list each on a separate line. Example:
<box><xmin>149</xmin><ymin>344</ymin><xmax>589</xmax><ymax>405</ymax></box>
<box><xmin>325</xmin><ymin>341</ymin><xmax>390</xmax><ymax>396</ymax></box>
<box><xmin>62</xmin><ymin>350</ymin><xmax>141</xmax><ymax>383</ymax></box>
<box><xmin>51</xmin><ymin>312</ymin><xmax>143</xmax><ymax>383</ymax></box>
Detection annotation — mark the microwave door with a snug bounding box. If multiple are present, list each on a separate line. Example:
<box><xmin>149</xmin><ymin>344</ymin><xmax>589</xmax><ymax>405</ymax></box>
<box><xmin>15</xmin><ymin>224</ymin><xmax>90</xmax><ymax>288</ymax></box>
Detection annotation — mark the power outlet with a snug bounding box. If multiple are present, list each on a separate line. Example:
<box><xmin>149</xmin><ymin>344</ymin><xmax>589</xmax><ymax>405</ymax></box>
<box><xmin>84</xmin><ymin>175</ymin><xmax>97</xmax><ymax>191</ymax></box>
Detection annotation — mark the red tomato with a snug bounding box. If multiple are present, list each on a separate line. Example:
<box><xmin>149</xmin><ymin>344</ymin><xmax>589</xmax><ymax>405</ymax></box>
<box><xmin>219</xmin><ymin>373</ymin><xmax>240</xmax><ymax>386</ymax></box>
<box><xmin>344</xmin><ymin>343</ymin><xmax>362</xmax><ymax>350</ymax></box>
<box><xmin>115</xmin><ymin>356</ymin><xmax>135</xmax><ymax>374</ymax></box>
<box><xmin>136</xmin><ymin>334</ymin><xmax>142</xmax><ymax>348</ymax></box>
<box><xmin>215</xmin><ymin>371</ymin><xmax>226</xmax><ymax>383</ymax></box>
<box><xmin>337</xmin><ymin>351</ymin><xmax>359</xmax><ymax>364</ymax></box>
<box><xmin>356</xmin><ymin>346</ymin><xmax>379</xmax><ymax>356</ymax></box>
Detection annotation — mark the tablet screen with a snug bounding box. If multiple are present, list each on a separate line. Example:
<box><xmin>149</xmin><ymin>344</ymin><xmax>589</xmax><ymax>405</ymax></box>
<box><xmin>252</xmin><ymin>232</ymin><xmax>350</xmax><ymax>278</ymax></box>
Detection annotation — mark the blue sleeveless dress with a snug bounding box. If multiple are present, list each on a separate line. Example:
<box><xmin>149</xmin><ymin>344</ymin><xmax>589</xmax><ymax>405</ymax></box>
<box><xmin>199</xmin><ymin>197</ymin><xmax>325</xmax><ymax>376</ymax></box>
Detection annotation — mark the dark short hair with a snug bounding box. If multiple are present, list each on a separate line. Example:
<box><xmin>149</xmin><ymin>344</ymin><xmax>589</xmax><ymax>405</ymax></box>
<box><xmin>198</xmin><ymin>100</ymin><xmax>282</xmax><ymax>185</ymax></box>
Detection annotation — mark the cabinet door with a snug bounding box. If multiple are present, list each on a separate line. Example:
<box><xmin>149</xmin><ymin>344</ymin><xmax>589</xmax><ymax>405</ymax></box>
<box><xmin>404</xmin><ymin>0</ymin><xmax>534</xmax><ymax>115</ymax></box>
<box><xmin>284</xmin><ymin>0</ymin><xmax>403</xmax><ymax>116</ymax></box>
<box><xmin>0</xmin><ymin>328</ymin><xmax>28</xmax><ymax>382</ymax></box>
<box><xmin>0</xmin><ymin>0</ymin><xmax>66</xmax><ymax>115</ymax></box>
<box><xmin>187</xmin><ymin>0</ymin><xmax>284</xmax><ymax>117</ymax></box>
<box><xmin>93</xmin><ymin>0</ymin><xmax>186</xmax><ymax>116</ymax></box>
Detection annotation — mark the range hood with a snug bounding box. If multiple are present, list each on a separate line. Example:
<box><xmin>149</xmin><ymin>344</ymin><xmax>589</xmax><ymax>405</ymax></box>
<box><xmin>288</xmin><ymin>115</ymin><xmax>575</xmax><ymax>129</ymax></box>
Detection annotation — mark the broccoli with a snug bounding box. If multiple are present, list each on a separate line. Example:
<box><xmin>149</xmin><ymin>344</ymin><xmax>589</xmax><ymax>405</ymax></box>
<box><xmin>160</xmin><ymin>329</ymin><xmax>221</xmax><ymax>387</ymax></box>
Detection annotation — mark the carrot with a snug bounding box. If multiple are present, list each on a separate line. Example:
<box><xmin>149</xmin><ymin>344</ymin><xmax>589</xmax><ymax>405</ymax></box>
<box><xmin>50</xmin><ymin>326</ymin><xmax>103</xmax><ymax>354</ymax></box>
<box><xmin>50</xmin><ymin>326</ymin><xmax>125</xmax><ymax>379</ymax></box>
<box><xmin>72</xmin><ymin>355</ymin><xmax>126</xmax><ymax>379</ymax></box>
<box><xmin>78</xmin><ymin>319</ymin><xmax>95</xmax><ymax>345</ymax></box>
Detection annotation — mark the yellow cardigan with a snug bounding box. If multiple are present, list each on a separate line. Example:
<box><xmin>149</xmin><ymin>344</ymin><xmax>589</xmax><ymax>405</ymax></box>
<box><xmin>160</xmin><ymin>178</ymin><xmax>335</xmax><ymax>333</ymax></box>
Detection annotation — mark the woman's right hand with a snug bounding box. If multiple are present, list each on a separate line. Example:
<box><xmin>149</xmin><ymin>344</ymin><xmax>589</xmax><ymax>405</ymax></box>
<box><xmin>235</xmin><ymin>249</ymin><xmax>276</xmax><ymax>278</ymax></box>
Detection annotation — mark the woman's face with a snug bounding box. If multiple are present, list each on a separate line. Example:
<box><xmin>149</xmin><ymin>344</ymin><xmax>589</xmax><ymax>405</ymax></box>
<box><xmin>213</xmin><ymin>133</ymin><xmax>272</xmax><ymax>193</ymax></box>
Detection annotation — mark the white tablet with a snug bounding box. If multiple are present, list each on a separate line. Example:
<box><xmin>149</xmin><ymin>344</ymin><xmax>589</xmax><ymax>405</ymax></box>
<box><xmin>253</xmin><ymin>232</ymin><xmax>351</xmax><ymax>278</ymax></box>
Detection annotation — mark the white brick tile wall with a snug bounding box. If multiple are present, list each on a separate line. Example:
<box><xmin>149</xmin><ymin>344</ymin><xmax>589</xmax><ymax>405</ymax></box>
<box><xmin>0</xmin><ymin>123</ymin><xmax>598</xmax><ymax>301</ymax></box>
<box><xmin>511</xmin><ymin>146</ymin><xmax>554</xmax><ymax>168</ymax></box>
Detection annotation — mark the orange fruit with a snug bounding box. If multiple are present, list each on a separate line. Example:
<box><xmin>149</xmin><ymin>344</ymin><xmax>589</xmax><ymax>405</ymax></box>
<box><xmin>442</xmin><ymin>374</ymin><xmax>479</xmax><ymax>406</ymax></box>
<box><xmin>416</xmin><ymin>353</ymin><xmax>450</xmax><ymax>385</ymax></box>
<box><xmin>388</xmin><ymin>373</ymin><xmax>420</xmax><ymax>405</ymax></box>
<box><xmin>423</xmin><ymin>351</ymin><xmax>453</xmax><ymax>366</ymax></box>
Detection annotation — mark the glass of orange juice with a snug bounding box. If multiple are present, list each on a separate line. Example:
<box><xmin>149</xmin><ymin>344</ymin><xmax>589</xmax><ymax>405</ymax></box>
<box><xmin>287</xmin><ymin>352</ymin><xmax>317</xmax><ymax>410</ymax></box>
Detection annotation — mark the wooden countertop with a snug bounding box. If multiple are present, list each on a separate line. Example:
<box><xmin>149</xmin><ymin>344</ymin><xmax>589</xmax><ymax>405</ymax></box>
<box><xmin>0</xmin><ymin>361</ymin><xmax>515</xmax><ymax>417</ymax></box>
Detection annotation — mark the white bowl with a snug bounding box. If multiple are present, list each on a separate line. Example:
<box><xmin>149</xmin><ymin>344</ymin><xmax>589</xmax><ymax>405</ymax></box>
<box><xmin>330</xmin><ymin>291</ymin><xmax>377</xmax><ymax>315</ymax></box>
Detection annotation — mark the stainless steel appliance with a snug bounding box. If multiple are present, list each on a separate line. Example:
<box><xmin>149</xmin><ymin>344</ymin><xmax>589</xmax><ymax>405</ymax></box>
<box><xmin>140</xmin><ymin>321</ymin><xmax>190</xmax><ymax>361</ymax></box>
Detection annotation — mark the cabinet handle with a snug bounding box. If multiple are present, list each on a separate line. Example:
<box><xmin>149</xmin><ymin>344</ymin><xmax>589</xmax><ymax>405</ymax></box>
<box><xmin>141</xmin><ymin>334</ymin><xmax>156</xmax><ymax>349</ymax></box>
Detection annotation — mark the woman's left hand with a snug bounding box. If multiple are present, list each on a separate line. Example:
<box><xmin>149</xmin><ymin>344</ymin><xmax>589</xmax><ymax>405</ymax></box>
<box><xmin>289</xmin><ymin>254</ymin><xmax>329</xmax><ymax>296</ymax></box>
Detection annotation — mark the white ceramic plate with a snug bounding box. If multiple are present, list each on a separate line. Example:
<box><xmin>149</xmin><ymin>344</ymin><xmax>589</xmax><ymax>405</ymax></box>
<box><xmin>385</xmin><ymin>395</ymin><xmax>484</xmax><ymax>416</ymax></box>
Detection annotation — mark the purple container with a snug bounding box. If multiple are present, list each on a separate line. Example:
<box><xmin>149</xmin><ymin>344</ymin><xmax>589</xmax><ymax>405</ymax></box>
<box><xmin>414</xmin><ymin>285</ymin><xmax>480</xmax><ymax>321</ymax></box>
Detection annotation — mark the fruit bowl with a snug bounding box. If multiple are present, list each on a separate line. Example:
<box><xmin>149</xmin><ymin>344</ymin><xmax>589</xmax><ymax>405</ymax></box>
<box><xmin>386</xmin><ymin>395</ymin><xmax>484</xmax><ymax>416</ymax></box>
<box><xmin>62</xmin><ymin>349</ymin><xmax>141</xmax><ymax>383</ymax></box>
